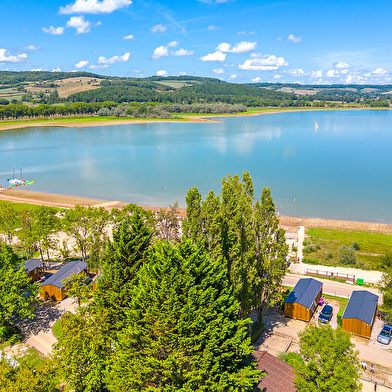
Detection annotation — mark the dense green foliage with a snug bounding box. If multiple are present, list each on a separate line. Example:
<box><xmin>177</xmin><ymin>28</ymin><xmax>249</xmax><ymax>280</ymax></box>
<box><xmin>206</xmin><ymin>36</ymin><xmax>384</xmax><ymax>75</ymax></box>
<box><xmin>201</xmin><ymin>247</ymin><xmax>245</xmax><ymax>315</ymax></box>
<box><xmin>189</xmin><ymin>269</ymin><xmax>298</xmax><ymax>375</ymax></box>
<box><xmin>295</xmin><ymin>325</ymin><xmax>360</xmax><ymax>392</ymax></box>
<box><xmin>0</xmin><ymin>243</ymin><xmax>38</xmax><ymax>328</ymax></box>
<box><xmin>183</xmin><ymin>172</ymin><xmax>288</xmax><ymax>323</ymax></box>
<box><xmin>107</xmin><ymin>240</ymin><xmax>260</xmax><ymax>391</ymax></box>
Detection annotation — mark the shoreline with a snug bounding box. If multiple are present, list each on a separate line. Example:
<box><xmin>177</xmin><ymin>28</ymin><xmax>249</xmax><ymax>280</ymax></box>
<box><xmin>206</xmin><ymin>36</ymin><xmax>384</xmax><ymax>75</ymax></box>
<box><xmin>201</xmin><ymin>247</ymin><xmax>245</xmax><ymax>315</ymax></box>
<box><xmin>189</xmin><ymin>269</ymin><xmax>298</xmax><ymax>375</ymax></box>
<box><xmin>1</xmin><ymin>188</ymin><xmax>392</xmax><ymax>235</ymax></box>
<box><xmin>0</xmin><ymin>107</ymin><xmax>386</xmax><ymax>132</ymax></box>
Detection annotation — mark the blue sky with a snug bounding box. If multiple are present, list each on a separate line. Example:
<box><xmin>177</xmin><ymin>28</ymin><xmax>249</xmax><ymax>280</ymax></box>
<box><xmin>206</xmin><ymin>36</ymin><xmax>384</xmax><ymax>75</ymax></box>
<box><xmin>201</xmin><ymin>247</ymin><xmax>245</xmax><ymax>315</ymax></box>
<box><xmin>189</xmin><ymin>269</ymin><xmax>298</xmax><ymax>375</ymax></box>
<box><xmin>1</xmin><ymin>0</ymin><xmax>392</xmax><ymax>85</ymax></box>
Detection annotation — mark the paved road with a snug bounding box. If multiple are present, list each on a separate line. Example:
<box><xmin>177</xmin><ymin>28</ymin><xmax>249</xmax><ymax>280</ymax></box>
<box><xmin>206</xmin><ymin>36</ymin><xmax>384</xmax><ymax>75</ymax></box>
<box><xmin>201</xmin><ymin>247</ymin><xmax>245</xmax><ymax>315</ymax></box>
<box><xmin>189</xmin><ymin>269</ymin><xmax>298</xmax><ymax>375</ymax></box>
<box><xmin>283</xmin><ymin>273</ymin><xmax>383</xmax><ymax>304</ymax></box>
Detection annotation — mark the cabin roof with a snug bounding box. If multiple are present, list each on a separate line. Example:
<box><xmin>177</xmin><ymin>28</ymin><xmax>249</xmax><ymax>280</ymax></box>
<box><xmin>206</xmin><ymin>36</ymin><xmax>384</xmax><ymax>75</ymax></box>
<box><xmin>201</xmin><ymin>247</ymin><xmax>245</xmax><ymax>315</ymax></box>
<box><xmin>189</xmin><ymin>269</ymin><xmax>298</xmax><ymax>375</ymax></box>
<box><xmin>283</xmin><ymin>278</ymin><xmax>322</xmax><ymax>309</ymax></box>
<box><xmin>24</xmin><ymin>258</ymin><xmax>43</xmax><ymax>273</ymax></box>
<box><xmin>254</xmin><ymin>351</ymin><xmax>297</xmax><ymax>392</ymax></box>
<box><xmin>342</xmin><ymin>290</ymin><xmax>378</xmax><ymax>324</ymax></box>
<box><xmin>41</xmin><ymin>260</ymin><xmax>87</xmax><ymax>289</ymax></box>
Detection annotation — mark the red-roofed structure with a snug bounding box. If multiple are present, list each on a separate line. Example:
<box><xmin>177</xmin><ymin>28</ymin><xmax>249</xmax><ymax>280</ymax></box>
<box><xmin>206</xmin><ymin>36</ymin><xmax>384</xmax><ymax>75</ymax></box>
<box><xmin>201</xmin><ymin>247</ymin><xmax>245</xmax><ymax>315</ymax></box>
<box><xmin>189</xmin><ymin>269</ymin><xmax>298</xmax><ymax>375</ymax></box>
<box><xmin>254</xmin><ymin>350</ymin><xmax>297</xmax><ymax>392</ymax></box>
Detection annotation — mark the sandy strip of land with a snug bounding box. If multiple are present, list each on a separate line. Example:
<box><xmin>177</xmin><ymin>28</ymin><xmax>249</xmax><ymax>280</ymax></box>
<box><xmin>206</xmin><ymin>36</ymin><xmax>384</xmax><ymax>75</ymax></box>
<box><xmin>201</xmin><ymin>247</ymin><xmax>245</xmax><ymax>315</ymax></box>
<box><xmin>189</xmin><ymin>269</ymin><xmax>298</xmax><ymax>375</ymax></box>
<box><xmin>0</xmin><ymin>116</ymin><xmax>221</xmax><ymax>131</ymax></box>
<box><xmin>1</xmin><ymin>188</ymin><xmax>392</xmax><ymax>235</ymax></box>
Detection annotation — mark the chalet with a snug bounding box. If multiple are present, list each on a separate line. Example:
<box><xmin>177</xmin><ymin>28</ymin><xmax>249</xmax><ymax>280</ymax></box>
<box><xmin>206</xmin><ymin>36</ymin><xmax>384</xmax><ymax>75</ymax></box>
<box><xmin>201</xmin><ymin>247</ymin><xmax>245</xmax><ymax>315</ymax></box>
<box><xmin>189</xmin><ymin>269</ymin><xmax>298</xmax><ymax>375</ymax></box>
<box><xmin>254</xmin><ymin>350</ymin><xmax>297</xmax><ymax>392</ymax></box>
<box><xmin>24</xmin><ymin>259</ymin><xmax>43</xmax><ymax>282</ymax></box>
<box><xmin>342</xmin><ymin>290</ymin><xmax>378</xmax><ymax>339</ymax></box>
<box><xmin>40</xmin><ymin>259</ymin><xmax>88</xmax><ymax>301</ymax></box>
<box><xmin>283</xmin><ymin>278</ymin><xmax>322</xmax><ymax>322</ymax></box>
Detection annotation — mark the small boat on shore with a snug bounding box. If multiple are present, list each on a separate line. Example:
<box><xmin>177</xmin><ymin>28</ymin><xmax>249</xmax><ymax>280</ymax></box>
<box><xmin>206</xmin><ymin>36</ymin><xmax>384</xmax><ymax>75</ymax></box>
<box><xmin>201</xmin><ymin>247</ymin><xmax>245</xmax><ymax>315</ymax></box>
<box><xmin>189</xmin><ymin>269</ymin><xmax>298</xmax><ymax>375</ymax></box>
<box><xmin>7</xmin><ymin>167</ymin><xmax>34</xmax><ymax>188</ymax></box>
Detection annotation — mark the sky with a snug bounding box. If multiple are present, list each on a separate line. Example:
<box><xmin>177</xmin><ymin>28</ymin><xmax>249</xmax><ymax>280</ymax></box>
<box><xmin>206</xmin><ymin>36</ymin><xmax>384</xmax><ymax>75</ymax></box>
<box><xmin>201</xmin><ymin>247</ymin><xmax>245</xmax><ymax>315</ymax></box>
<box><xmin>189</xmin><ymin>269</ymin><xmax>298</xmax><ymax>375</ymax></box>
<box><xmin>2</xmin><ymin>0</ymin><xmax>392</xmax><ymax>85</ymax></box>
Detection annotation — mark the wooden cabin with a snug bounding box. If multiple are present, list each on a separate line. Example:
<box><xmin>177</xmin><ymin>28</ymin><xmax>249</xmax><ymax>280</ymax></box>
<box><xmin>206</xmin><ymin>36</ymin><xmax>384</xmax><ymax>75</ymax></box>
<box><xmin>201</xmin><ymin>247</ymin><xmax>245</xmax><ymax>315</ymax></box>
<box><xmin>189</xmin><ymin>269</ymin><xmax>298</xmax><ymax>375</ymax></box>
<box><xmin>283</xmin><ymin>278</ymin><xmax>323</xmax><ymax>322</ymax></box>
<box><xmin>342</xmin><ymin>290</ymin><xmax>378</xmax><ymax>339</ymax></box>
<box><xmin>24</xmin><ymin>259</ymin><xmax>43</xmax><ymax>282</ymax></box>
<box><xmin>40</xmin><ymin>260</ymin><xmax>88</xmax><ymax>301</ymax></box>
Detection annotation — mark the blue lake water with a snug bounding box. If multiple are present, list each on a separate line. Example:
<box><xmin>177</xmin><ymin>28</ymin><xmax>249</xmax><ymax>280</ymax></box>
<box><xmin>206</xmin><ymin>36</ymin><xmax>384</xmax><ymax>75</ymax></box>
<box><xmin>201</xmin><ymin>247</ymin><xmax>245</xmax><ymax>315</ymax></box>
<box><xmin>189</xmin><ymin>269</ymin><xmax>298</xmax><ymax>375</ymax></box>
<box><xmin>1</xmin><ymin>110</ymin><xmax>392</xmax><ymax>223</ymax></box>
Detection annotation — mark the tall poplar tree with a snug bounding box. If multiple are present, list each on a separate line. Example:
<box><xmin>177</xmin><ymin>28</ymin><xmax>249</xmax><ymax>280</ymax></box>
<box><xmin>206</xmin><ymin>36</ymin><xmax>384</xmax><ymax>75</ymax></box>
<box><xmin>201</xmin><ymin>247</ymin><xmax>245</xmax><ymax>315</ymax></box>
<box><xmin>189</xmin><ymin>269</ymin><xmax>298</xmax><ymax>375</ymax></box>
<box><xmin>106</xmin><ymin>239</ymin><xmax>261</xmax><ymax>391</ymax></box>
<box><xmin>183</xmin><ymin>172</ymin><xmax>288</xmax><ymax>320</ymax></box>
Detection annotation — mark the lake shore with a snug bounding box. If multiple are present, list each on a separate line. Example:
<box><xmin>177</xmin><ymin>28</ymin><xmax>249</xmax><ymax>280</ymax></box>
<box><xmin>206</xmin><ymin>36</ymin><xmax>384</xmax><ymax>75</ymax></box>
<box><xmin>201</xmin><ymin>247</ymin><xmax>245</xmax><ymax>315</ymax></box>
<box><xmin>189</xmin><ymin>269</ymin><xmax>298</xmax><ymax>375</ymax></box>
<box><xmin>1</xmin><ymin>188</ymin><xmax>392</xmax><ymax>235</ymax></box>
<box><xmin>0</xmin><ymin>107</ymin><xmax>379</xmax><ymax>131</ymax></box>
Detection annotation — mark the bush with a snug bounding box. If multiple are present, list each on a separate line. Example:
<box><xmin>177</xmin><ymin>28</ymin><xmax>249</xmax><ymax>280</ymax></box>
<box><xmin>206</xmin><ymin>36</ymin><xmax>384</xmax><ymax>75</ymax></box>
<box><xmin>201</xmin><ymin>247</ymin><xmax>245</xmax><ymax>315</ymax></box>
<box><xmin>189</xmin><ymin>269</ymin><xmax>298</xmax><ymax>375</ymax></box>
<box><xmin>352</xmin><ymin>242</ymin><xmax>360</xmax><ymax>251</ymax></box>
<box><xmin>326</xmin><ymin>252</ymin><xmax>333</xmax><ymax>260</ymax></box>
<box><xmin>339</xmin><ymin>245</ymin><xmax>357</xmax><ymax>265</ymax></box>
<box><xmin>0</xmin><ymin>321</ymin><xmax>22</xmax><ymax>344</ymax></box>
<box><xmin>303</xmin><ymin>239</ymin><xmax>311</xmax><ymax>246</ymax></box>
<box><xmin>279</xmin><ymin>352</ymin><xmax>304</xmax><ymax>369</ymax></box>
<box><xmin>302</xmin><ymin>257</ymin><xmax>319</xmax><ymax>265</ymax></box>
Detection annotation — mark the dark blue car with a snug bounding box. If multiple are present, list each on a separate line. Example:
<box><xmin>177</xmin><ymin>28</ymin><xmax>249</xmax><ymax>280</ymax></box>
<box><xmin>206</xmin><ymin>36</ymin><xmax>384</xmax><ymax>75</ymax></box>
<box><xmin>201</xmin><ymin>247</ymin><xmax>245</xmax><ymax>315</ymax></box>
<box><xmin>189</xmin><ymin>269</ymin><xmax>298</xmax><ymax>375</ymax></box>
<box><xmin>319</xmin><ymin>304</ymin><xmax>333</xmax><ymax>324</ymax></box>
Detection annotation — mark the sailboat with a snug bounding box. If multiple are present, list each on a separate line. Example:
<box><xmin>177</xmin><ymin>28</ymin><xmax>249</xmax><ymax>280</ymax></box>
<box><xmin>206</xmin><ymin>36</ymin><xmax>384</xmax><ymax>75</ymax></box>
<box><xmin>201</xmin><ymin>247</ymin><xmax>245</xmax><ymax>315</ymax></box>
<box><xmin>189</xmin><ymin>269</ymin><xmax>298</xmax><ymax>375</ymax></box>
<box><xmin>7</xmin><ymin>167</ymin><xmax>34</xmax><ymax>187</ymax></box>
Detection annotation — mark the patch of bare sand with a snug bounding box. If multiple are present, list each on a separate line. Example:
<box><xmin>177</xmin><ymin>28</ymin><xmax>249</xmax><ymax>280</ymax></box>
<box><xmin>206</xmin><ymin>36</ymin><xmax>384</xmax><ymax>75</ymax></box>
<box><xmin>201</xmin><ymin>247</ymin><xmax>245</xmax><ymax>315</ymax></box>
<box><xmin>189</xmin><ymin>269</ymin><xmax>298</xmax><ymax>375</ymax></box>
<box><xmin>1</xmin><ymin>188</ymin><xmax>392</xmax><ymax>234</ymax></box>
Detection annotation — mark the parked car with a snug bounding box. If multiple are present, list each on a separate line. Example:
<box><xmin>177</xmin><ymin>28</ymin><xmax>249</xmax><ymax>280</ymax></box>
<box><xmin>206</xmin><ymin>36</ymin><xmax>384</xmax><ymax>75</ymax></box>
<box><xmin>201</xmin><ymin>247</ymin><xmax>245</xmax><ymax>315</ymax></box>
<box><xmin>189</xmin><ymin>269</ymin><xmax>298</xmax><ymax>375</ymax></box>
<box><xmin>377</xmin><ymin>325</ymin><xmax>392</xmax><ymax>345</ymax></box>
<box><xmin>38</xmin><ymin>273</ymin><xmax>53</xmax><ymax>283</ymax></box>
<box><xmin>318</xmin><ymin>304</ymin><xmax>333</xmax><ymax>324</ymax></box>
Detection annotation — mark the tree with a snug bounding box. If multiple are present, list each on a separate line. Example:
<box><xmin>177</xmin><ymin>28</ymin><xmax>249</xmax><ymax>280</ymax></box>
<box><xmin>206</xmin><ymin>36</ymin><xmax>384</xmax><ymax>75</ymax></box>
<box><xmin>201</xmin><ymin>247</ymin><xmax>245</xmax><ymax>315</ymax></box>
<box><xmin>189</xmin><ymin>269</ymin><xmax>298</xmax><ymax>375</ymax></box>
<box><xmin>94</xmin><ymin>208</ymin><xmax>154</xmax><ymax>334</ymax></box>
<box><xmin>183</xmin><ymin>172</ymin><xmax>288</xmax><ymax>320</ymax></box>
<box><xmin>295</xmin><ymin>325</ymin><xmax>361</xmax><ymax>392</ymax></box>
<box><xmin>106</xmin><ymin>239</ymin><xmax>261</xmax><ymax>391</ymax></box>
<box><xmin>380</xmin><ymin>267</ymin><xmax>392</xmax><ymax>322</ymax></box>
<box><xmin>52</xmin><ymin>307</ymin><xmax>111</xmax><ymax>392</ymax></box>
<box><xmin>155</xmin><ymin>202</ymin><xmax>181</xmax><ymax>243</ymax></box>
<box><xmin>0</xmin><ymin>203</ymin><xmax>18</xmax><ymax>245</ymax></box>
<box><xmin>0</xmin><ymin>243</ymin><xmax>38</xmax><ymax>328</ymax></box>
<box><xmin>63</xmin><ymin>272</ymin><xmax>92</xmax><ymax>307</ymax></box>
<box><xmin>62</xmin><ymin>205</ymin><xmax>110</xmax><ymax>269</ymax></box>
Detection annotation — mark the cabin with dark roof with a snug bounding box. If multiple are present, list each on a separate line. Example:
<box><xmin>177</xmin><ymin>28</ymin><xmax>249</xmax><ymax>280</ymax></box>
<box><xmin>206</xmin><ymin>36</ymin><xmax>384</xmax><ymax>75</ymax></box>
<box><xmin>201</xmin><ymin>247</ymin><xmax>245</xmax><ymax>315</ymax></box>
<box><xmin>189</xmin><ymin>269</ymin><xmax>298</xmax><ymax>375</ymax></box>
<box><xmin>283</xmin><ymin>278</ymin><xmax>323</xmax><ymax>322</ymax></box>
<box><xmin>254</xmin><ymin>350</ymin><xmax>297</xmax><ymax>392</ymax></box>
<box><xmin>342</xmin><ymin>290</ymin><xmax>378</xmax><ymax>338</ymax></box>
<box><xmin>40</xmin><ymin>259</ymin><xmax>88</xmax><ymax>301</ymax></box>
<box><xmin>24</xmin><ymin>259</ymin><xmax>43</xmax><ymax>282</ymax></box>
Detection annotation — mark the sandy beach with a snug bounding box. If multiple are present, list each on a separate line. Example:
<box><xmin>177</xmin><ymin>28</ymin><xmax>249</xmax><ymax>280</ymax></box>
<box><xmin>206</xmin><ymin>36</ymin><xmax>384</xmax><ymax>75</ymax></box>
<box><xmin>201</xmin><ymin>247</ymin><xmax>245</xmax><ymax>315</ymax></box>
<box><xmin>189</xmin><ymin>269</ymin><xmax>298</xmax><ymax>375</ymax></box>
<box><xmin>1</xmin><ymin>188</ymin><xmax>392</xmax><ymax>235</ymax></box>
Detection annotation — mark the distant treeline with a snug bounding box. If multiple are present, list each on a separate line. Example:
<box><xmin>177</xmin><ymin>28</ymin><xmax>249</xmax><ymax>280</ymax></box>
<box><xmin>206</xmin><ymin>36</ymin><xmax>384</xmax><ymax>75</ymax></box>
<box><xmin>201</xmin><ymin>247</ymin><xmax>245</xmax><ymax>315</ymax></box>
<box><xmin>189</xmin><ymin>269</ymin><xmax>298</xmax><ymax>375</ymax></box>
<box><xmin>0</xmin><ymin>102</ymin><xmax>247</xmax><ymax>120</ymax></box>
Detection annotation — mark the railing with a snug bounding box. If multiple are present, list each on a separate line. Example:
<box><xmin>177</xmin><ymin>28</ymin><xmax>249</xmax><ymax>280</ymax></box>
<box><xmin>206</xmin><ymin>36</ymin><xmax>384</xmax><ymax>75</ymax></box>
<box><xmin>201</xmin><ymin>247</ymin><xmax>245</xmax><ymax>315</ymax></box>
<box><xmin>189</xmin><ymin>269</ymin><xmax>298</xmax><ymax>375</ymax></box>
<box><xmin>305</xmin><ymin>268</ymin><xmax>356</xmax><ymax>283</ymax></box>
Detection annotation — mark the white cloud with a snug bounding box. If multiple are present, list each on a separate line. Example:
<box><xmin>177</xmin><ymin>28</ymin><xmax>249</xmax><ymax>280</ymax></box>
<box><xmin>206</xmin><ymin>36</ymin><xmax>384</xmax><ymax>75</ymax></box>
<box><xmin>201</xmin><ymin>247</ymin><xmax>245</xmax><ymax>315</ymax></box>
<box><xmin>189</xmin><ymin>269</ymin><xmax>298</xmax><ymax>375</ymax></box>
<box><xmin>326</xmin><ymin>69</ymin><xmax>338</xmax><ymax>77</ymax></box>
<box><xmin>0</xmin><ymin>49</ymin><xmax>28</xmax><ymax>63</ymax></box>
<box><xmin>274</xmin><ymin>74</ymin><xmax>283</xmax><ymax>79</ymax></box>
<box><xmin>59</xmin><ymin>0</ymin><xmax>132</xmax><ymax>14</ymax></box>
<box><xmin>311</xmin><ymin>70</ymin><xmax>323</xmax><ymax>78</ymax></box>
<box><xmin>31</xmin><ymin>68</ymin><xmax>42</xmax><ymax>71</ymax></box>
<box><xmin>95</xmin><ymin>21</ymin><xmax>102</xmax><ymax>27</ymax></box>
<box><xmin>252</xmin><ymin>76</ymin><xmax>261</xmax><ymax>82</ymax></box>
<box><xmin>335</xmin><ymin>61</ymin><xmax>351</xmax><ymax>69</ymax></box>
<box><xmin>151</xmin><ymin>24</ymin><xmax>167</xmax><ymax>33</ymax></box>
<box><xmin>228</xmin><ymin>74</ymin><xmax>237</xmax><ymax>80</ymax></box>
<box><xmin>286</xmin><ymin>68</ymin><xmax>307</xmax><ymax>76</ymax></box>
<box><xmin>172</xmin><ymin>48</ymin><xmax>193</xmax><ymax>56</ymax></box>
<box><xmin>42</xmin><ymin>26</ymin><xmax>65</xmax><ymax>35</ymax></box>
<box><xmin>52</xmin><ymin>67</ymin><xmax>61</xmax><ymax>72</ymax></box>
<box><xmin>167</xmin><ymin>41</ymin><xmax>178</xmax><ymax>48</ymax></box>
<box><xmin>200</xmin><ymin>51</ymin><xmax>226</xmax><ymax>62</ymax></box>
<box><xmin>179</xmin><ymin>71</ymin><xmax>187</xmax><ymax>75</ymax></box>
<box><xmin>97</xmin><ymin>52</ymin><xmax>130</xmax><ymax>64</ymax></box>
<box><xmin>157</xmin><ymin>70</ymin><xmax>168</xmax><ymax>77</ymax></box>
<box><xmin>239</xmin><ymin>53</ymin><xmax>288</xmax><ymax>71</ymax></box>
<box><xmin>75</xmin><ymin>60</ymin><xmax>89</xmax><ymax>68</ymax></box>
<box><xmin>213</xmin><ymin>68</ymin><xmax>225</xmax><ymax>74</ymax></box>
<box><xmin>287</xmin><ymin>34</ymin><xmax>302</xmax><ymax>43</ymax></box>
<box><xmin>122</xmin><ymin>34</ymin><xmax>134</xmax><ymax>40</ymax></box>
<box><xmin>216</xmin><ymin>41</ymin><xmax>257</xmax><ymax>53</ymax></box>
<box><xmin>25</xmin><ymin>45</ymin><xmax>39</xmax><ymax>51</ymax></box>
<box><xmin>237</xmin><ymin>31</ymin><xmax>255</xmax><ymax>36</ymax></box>
<box><xmin>152</xmin><ymin>46</ymin><xmax>169</xmax><ymax>60</ymax></box>
<box><xmin>207</xmin><ymin>25</ymin><xmax>219</xmax><ymax>30</ymax></box>
<box><xmin>66</xmin><ymin>16</ymin><xmax>91</xmax><ymax>34</ymax></box>
<box><xmin>345</xmin><ymin>74</ymin><xmax>364</xmax><ymax>84</ymax></box>
<box><xmin>373</xmin><ymin>68</ymin><xmax>388</xmax><ymax>75</ymax></box>
<box><xmin>89</xmin><ymin>64</ymin><xmax>109</xmax><ymax>69</ymax></box>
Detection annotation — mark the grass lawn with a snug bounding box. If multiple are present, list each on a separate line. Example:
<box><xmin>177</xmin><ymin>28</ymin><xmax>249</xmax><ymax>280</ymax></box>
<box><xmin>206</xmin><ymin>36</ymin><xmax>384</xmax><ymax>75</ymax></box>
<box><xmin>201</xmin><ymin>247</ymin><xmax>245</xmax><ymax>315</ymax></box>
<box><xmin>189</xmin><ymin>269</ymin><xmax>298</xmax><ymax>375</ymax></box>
<box><xmin>303</xmin><ymin>227</ymin><xmax>392</xmax><ymax>270</ymax></box>
<box><xmin>52</xmin><ymin>317</ymin><xmax>64</xmax><ymax>340</ymax></box>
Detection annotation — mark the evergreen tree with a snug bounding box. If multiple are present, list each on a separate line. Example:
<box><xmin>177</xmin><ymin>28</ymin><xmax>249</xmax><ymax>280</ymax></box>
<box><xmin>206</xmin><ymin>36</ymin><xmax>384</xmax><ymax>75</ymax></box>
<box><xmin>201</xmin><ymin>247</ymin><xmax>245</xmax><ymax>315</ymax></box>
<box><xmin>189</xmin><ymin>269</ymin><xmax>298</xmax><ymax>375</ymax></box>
<box><xmin>93</xmin><ymin>209</ymin><xmax>154</xmax><ymax>334</ymax></box>
<box><xmin>106</xmin><ymin>239</ymin><xmax>261</xmax><ymax>391</ymax></box>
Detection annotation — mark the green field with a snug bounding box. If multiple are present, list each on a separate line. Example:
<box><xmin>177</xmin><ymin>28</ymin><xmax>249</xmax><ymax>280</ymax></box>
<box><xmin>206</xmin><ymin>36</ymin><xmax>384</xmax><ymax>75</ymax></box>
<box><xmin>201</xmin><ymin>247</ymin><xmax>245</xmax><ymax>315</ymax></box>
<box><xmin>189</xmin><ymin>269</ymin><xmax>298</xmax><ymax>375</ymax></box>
<box><xmin>303</xmin><ymin>227</ymin><xmax>392</xmax><ymax>270</ymax></box>
<box><xmin>155</xmin><ymin>80</ymin><xmax>201</xmax><ymax>89</ymax></box>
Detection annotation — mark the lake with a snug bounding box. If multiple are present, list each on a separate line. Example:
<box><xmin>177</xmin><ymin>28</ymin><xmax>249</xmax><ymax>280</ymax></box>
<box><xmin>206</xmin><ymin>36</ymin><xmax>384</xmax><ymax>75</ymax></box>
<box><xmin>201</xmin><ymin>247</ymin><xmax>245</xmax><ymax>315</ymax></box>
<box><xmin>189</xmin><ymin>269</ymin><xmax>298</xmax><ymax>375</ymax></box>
<box><xmin>1</xmin><ymin>110</ymin><xmax>392</xmax><ymax>223</ymax></box>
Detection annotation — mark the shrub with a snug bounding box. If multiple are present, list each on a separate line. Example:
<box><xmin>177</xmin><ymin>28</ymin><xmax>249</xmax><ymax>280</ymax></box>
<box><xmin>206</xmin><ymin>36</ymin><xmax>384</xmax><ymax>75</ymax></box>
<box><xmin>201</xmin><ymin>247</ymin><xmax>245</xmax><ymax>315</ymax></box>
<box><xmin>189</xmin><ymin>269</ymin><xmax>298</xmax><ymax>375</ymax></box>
<box><xmin>326</xmin><ymin>252</ymin><xmax>333</xmax><ymax>260</ymax></box>
<box><xmin>352</xmin><ymin>242</ymin><xmax>360</xmax><ymax>251</ymax></box>
<box><xmin>279</xmin><ymin>352</ymin><xmax>304</xmax><ymax>369</ymax></box>
<box><xmin>339</xmin><ymin>245</ymin><xmax>357</xmax><ymax>265</ymax></box>
<box><xmin>302</xmin><ymin>257</ymin><xmax>319</xmax><ymax>265</ymax></box>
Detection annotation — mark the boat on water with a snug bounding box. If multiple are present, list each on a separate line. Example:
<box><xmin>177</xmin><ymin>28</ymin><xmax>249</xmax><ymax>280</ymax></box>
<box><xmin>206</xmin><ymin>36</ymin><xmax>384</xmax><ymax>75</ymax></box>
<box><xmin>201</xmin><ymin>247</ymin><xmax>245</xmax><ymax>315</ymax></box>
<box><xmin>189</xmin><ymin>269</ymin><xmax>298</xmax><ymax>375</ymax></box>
<box><xmin>315</xmin><ymin>121</ymin><xmax>318</xmax><ymax>132</ymax></box>
<box><xmin>7</xmin><ymin>167</ymin><xmax>34</xmax><ymax>188</ymax></box>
